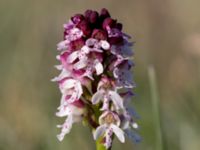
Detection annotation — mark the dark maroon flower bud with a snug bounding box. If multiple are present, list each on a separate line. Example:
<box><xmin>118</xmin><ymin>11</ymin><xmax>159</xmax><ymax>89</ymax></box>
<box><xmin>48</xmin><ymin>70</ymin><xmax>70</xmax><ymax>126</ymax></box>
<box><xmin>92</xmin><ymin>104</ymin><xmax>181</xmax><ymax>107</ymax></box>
<box><xmin>89</xmin><ymin>11</ymin><xmax>99</xmax><ymax>24</ymax></box>
<box><xmin>92</xmin><ymin>29</ymin><xmax>108</xmax><ymax>40</ymax></box>
<box><xmin>71</xmin><ymin>99</ymin><xmax>85</xmax><ymax>108</ymax></box>
<box><xmin>102</xmin><ymin>18</ymin><xmax>116</xmax><ymax>30</ymax></box>
<box><xmin>109</xmin><ymin>36</ymin><xmax>123</xmax><ymax>44</ymax></box>
<box><xmin>71</xmin><ymin>14</ymin><xmax>85</xmax><ymax>24</ymax></box>
<box><xmin>77</xmin><ymin>20</ymin><xmax>92</xmax><ymax>37</ymax></box>
<box><xmin>63</xmin><ymin>30</ymin><xmax>67</xmax><ymax>40</ymax></box>
<box><xmin>115</xmin><ymin>23</ymin><xmax>123</xmax><ymax>31</ymax></box>
<box><xmin>100</xmin><ymin>8</ymin><xmax>110</xmax><ymax>18</ymax></box>
<box><xmin>69</xmin><ymin>38</ymin><xmax>85</xmax><ymax>50</ymax></box>
<box><xmin>84</xmin><ymin>9</ymin><xmax>93</xmax><ymax>19</ymax></box>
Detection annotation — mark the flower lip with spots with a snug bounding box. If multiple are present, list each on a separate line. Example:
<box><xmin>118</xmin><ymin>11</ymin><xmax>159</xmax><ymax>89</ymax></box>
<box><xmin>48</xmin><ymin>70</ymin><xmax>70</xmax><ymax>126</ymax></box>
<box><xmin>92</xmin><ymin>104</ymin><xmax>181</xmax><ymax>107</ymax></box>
<box><xmin>93</xmin><ymin>111</ymin><xmax>125</xmax><ymax>149</ymax></box>
<box><xmin>92</xmin><ymin>76</ymin><xmax>124</xmax><ymax>111</ymax></box>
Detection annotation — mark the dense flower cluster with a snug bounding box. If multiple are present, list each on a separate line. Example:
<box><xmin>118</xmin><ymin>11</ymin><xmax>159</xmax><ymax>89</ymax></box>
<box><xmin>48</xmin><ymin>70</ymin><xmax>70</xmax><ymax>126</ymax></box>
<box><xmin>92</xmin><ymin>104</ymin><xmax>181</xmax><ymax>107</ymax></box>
<box><xmin>52</xmin><ymin>8</ymin><xmax>140</xmax><ymax>149</ymax></box>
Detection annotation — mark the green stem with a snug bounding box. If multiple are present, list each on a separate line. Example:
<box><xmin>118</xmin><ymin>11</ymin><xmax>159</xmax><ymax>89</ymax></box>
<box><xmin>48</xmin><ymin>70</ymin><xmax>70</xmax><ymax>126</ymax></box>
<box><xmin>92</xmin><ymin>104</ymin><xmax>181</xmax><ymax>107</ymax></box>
<box><xmin>96</xmin><ymin>138</ymin><xmax>107</xmax><ymax>150</ymax></box>
<box><xmin>95</xmin><ymin>137</ymin><xmax>113</xmax><ymax>150</ymax></box>
<box><xmin>148</xmin><ymin>65</ymin><xmax>164</xmax><ymax>150</ymax></box>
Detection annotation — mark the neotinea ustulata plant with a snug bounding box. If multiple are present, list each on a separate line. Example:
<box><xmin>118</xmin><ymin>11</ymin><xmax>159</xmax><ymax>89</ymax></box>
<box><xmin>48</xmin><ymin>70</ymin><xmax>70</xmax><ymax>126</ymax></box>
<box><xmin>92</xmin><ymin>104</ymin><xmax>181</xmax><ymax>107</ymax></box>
<box><xmin>52</xmin><ymin>8</ymin><xmax>141</xmax><ymax>150</ymax></box>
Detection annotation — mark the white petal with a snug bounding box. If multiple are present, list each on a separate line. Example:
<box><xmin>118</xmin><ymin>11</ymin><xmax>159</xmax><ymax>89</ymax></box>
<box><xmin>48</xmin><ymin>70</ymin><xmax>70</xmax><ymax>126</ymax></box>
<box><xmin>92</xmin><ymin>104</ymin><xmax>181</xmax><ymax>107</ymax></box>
<box><xmin>110</xmin><ymin>124</ymin><xmax>125</xmax><ymax>143</ymax></box>
<box><xmin>67</xmin><ymin>92</ymin><xmax>78</xmax><ymax>103</ymax></box>
<box><xmin>100</xmin><ymin>40</ymin><xmax>110</xmax><ymax>50</ymax></box>
<box><xmin>56</xmin><ymin>55</ymin><xmax>60</xmax><ymax>60</ymax></box>
<box><xmin>83</xmin><ymin>72</ymin><xmax>94</xmax><ymax>80</ymax></box>
<box><xmin>74</xmin><ymin>59</ymin><xmax>87</xmax><ymax>70</ymax></box>
<box><xmin>72</xmin><ymin>115</ymin><xmax>82</xmax><ymax>122</ymax></box>
<box><xmin>100</xmin><ymin>99</ymin><xmax>110</xmax><ymax>111</ymax></box>
<box><xmin>113</xmin><ymin>68</ymin><xmax>119</xmax><ymax>78</ymax></box>
<box><xmin>86</xmin><ymin>38</ymin><xmax>98</xmax><ymax>46</ymax></box>
<box><xmin>90</xmin><ymin>48</ymin><xmax>103</xmax><ymax>53</ymax></box>
<box><xmin>109</xmin><ymin>91</ymin><xmax>124</xmax><ymax>110</ymax></box>
<box><xmin>51</xmin><ymin>69</ymin><xmax>70</xmax><ymax>82</ymax></box>
<box><xmin>81</xmin><ymin>45</ymin><xmax>90</xmax><ymax>54</ymax></box>
<box><xmin>67</xmin><ymin>51</ymin><xmax>78</xmax><ymax>63</ymax></box>
<box><xmin>122</xmin><ymin>120</ymin><xmax>130</xmax><ymax>130</ymax></box>
<box><xmin>91</xmin><ymin>90</ymin><xmax>104</xmax><ymax>104</ymax></box>
<box><xmin>57</xmin><ymin>133</ymin><xmax>65</xmax><ymax>141</ymax></box>
<box><xmin>114</xmin><ymin>57</ymin><xmax>125</xmax><ymax>67</ymax></box>
<box><xmin>54</xmin><ymin>65</ymin><xmax>63</xmax><ymax>70</ymax></box>
<box><xmin>82</xmin><ymin>67</ymin><xmax>94</xmax><ymax>80</ymax></box>
<box><xmin>59</xmin><ymin>94</ymin><xmax>68</xmax><ymax>106</ymax></box>
<box><xmin>70</xmin><ymin>28</ymin><xmax>80</xmax><ymax>34</ymax></box>
<box><xmin>65</xmin><ymin>81</ymin><xmax>82</xmax><ymax>103</ymax></box>
<box><xmin>62</xmin><ymin>79</ymin><xmax>76</xmax><ymax>89</ymax></box>
<box><xmin>132</xmin><ymin>122</ymin><xmax>138</xmax><ymax>129</ymax></box>
<box><xmin>56</xmin><ymin>105</ymin><xmax>71</xmax><ymax>117</ymax></box>
<box><xmin>57</xmin><ymin>104</ymin><xmax>84</xmax><ymax>117</ymax></box>
<box><xmin>51</xmin><ymin>77</ymin><xmax>59</xmax><ymax>82</ymax></box>
<box><xmin>57</xmin><ymin>115</ymin><xmax>73</xmax><ymax>141</ymax></box>
<box><xmin>97</xmin><ymin>80</ymin><xmax>105</xmax><ymax>90</ymax></box>
<box><xmin>93</xmin><ymin>125</ymin><xmax>107</xmax><ymax>140</ymax></box>
<box><xmin>95</xmin><ymin>61</ymin><xmax>103</xmax><ymax>75</ymax></box>
<box><xmin>75</xmin><ymin>82</ymin><xmax>83</xmax><ymax>98</ymax></box>
<box><xmin>57</xmin><ymin>40</ymin><xmax>69</xmax><ymax>51</ymax></box>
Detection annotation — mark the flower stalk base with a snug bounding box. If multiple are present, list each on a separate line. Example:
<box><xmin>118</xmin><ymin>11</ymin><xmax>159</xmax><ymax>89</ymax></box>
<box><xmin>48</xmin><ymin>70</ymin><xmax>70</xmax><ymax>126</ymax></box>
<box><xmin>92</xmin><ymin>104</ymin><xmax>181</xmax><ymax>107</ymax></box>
<box><xmin>96</xmin><ymin>138</ymin><xmax>111</xmax><ymax>150</ymax></box>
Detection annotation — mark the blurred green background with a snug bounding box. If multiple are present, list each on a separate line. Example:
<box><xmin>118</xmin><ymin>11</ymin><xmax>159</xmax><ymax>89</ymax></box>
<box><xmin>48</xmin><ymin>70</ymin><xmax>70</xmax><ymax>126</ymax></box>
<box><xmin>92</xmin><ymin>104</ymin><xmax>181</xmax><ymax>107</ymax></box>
<box><xmin>0</xmin><ymin>0</ymin><xmax>200</xmax><ymax>150</ymax></box>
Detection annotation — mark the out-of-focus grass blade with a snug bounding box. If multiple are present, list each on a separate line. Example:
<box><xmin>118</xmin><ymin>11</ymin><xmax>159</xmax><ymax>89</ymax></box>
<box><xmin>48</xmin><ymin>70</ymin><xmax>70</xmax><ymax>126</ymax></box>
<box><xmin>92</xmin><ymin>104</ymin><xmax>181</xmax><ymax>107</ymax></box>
<box><xmin>148</xmin><ymin>65</ymin><xmax>163</xmax><ymax>150</ymax></box>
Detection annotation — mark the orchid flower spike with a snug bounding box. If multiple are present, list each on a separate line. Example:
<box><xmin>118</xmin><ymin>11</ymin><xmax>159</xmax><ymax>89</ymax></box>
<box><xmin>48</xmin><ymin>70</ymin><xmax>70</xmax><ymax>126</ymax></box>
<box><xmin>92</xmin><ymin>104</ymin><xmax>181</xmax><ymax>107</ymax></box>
<box><xmin>52</xmin><ymin>8</ymin><xmax>140</xmax><ymax>149</ymax></box>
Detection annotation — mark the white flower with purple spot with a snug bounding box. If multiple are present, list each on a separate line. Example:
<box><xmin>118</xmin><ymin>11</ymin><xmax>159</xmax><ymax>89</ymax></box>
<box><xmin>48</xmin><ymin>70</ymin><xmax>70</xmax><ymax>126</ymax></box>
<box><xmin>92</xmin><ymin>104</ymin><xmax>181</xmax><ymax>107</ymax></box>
<box><xmin>92</xmin><ymin>77</ymin><xmax>124</xmax><ymax>110</ymax></box>
<box><xmin>58</xmin><ymin>78</ymin><xmax>83</xmax><ymax>104</ymax></box>
<box><xmin>93</xmin><ymin>111</ymin><xmax>125</xmax><ymax>149</ymax></box>
<box><xmin>56</xmin><ymin>100</ymin><xmax>85</xmax><ymax>141</ymax></box>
